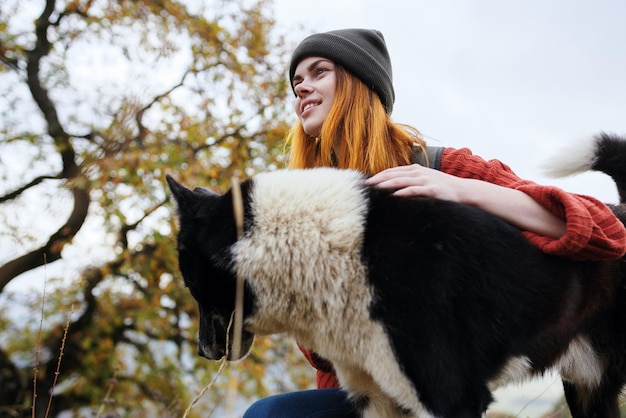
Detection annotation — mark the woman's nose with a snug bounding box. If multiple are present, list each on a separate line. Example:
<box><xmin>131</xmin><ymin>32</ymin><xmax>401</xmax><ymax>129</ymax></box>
<box><xmin>294</xmin><ymin>80</ymin><xmax>312</xmax><ymax>97</ymax></box>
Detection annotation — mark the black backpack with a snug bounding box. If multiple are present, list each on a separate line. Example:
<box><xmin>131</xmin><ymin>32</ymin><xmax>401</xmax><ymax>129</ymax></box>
<box><xmin>413</xmin><ymin>146</ymin><xmax>444</xmax><ymax>170</ymax></box>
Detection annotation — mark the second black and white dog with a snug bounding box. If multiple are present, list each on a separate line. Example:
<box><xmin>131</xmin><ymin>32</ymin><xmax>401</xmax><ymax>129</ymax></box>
<box><xmin>167</xmin><ymin>133</ymin><xmax>626</xmax><ymax>418</ymax></box>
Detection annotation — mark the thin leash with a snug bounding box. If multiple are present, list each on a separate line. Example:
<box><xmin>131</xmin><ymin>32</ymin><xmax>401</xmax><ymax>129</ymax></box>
<box><xmin>226</xmin><ymin>174</ymin><xmax>246</xmax><ymax>414</ymax></box>
<box><xmin>230</xmin><ymin>174</ymin><xmax>246</xmax><ymax>360</ymax></box>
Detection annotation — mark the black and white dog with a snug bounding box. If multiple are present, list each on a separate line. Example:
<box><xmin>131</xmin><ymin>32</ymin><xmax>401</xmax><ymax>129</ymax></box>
<box><xmin>167</xmin><ymin>133</ymin><xmax>626</xmax><ymax>418</ymax></box>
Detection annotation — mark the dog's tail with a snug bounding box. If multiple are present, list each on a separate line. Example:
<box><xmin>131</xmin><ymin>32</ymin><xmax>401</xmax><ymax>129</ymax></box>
<box><xmin>543</xmin><ymin>133</ymin><xmax>626</xmax><ymax>204</ymax></box>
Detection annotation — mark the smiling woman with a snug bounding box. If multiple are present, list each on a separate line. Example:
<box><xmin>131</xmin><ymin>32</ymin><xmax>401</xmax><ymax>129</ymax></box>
<box><xmin>274</xmin><ymin>1</ymin><xmax>626</xmax><ymax>203</ymax></box>
<box><xmin>269</xmin><ymin>2</ymin><xmax>626</xmax><ymax>415</ymax></box>
<box><xmin>291</xmin><ymin>57</ymin><xmax>337</xmax><ymax>137</ymax></box>
<box><xmin>239</xmin><ymin>26</ymin><xmax>626</xmax><ymax>418</ymax></box>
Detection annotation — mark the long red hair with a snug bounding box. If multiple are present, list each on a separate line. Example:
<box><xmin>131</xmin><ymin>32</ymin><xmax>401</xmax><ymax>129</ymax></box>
<box><xmin>286</xmin><ymin>66</ymin><xmax>426</xmax><ymax>175</ymax></box>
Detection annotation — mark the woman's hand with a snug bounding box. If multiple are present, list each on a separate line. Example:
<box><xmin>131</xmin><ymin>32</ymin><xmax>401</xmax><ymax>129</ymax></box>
<box><xmin>365</xmin><ymin>164</ymin><xmax>567</xmax><ymax>239</ymax></box>
<box><xmin>365</xmin><ymin>163</ymin><xmax>466</xmax><ymax>201</ymax></box>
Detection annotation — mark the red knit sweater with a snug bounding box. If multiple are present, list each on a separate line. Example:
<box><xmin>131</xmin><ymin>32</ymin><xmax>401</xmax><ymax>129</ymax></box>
<box><xmin>301</xmin><ymin>146</ymin><xmax>626</xmax><ymax>389</ymax></box>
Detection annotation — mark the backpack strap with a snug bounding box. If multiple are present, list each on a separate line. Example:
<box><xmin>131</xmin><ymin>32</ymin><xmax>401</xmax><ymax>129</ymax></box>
<box><xmin>413</xmin><ymin>146</ymin><xmax>444</xmax><ymax>170</ymax></box>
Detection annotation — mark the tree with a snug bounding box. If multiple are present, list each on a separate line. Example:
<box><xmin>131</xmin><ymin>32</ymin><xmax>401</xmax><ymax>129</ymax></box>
<box><xmin>0</xmin><ymin>0</ymin><xmax>314</xmax><ymax>416</ymax></box>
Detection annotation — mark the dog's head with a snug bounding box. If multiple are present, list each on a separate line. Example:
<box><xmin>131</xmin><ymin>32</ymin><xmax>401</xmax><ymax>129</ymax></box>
<box><xmin>166</xmin><ymin>175</ymin><xmax>255</xmax><ymax>361</ymax></box>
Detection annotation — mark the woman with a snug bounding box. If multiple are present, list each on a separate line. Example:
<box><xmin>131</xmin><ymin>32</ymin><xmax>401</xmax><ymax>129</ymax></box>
<box><xmin>243</xmin><ymin>28</ymin><xmax>626</xmax><ymax>418</ymax></box>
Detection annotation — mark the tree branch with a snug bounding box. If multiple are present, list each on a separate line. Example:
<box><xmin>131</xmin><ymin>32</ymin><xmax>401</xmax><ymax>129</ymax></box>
<box><xmin>119</xmin><ymin>198</ymin><xmax>169</xmax><ymax>248</ymax></box>
<box><xmin>26</xmin><ymin>0</ymin><xmax>77</xmax><ymax>177</ymax></box>
<box><xmin>0</xmin><ymin>174</ymin><xmax>61</xmax><ymax>203</ymax></box>
<box><xmin>0</xmin><ymin>185</ymin><xmax>89</xmax><ymax>292</ymax></box>
<box><xmin>0</xmin><ymin>0</ymin><xmax>91</xmax><ymax>293</ymax></box>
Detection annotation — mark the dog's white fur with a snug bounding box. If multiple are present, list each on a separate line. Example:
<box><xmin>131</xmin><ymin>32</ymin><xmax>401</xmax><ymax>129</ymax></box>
<box><xmin>556</xmin><ymin>336</ymin><xmax>604</xmax><ymax>389</ymax></box>
<box><xmin>487</xmin><ymin>336</ymin><xmax>604</xmax><ymax>393</ymax></box>
<box><xmin>541</xmin><ymin>138</ymin><xmax>597</xmax><ymax>178</ymax></box>
<box><xmin>235</xmin><ymin>168</ymin><xmax>429</xmax><ymax>416</ymax></box>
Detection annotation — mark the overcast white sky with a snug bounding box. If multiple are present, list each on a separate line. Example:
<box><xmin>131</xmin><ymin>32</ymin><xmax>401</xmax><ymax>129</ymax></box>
<box><xmin>274</xmin><ymin>0</ymin><xmax>626</xmax><ymax>203</ymax></box>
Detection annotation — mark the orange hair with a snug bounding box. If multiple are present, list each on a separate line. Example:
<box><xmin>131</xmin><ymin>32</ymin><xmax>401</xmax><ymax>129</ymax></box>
<box><xmin>286</xmin><ymin>66</ymin><xmax>426</xmax><ymax>175</ymax></box>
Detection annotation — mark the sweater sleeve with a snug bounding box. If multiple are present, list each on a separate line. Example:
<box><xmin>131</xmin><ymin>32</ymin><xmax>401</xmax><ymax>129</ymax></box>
<box><xmin>439</xmin><ymin>147</ymin><xmax>626</xmax><ymax>261</ymax></box>
<box><xmin>297</xmin><ymin>344</ymin><xmax>340</xmax><ymax>389</ymax></box>
<box><xmin>296</xmin><ymin>147</ymin><xmax>625</xmax><ymax>388</ymax></box>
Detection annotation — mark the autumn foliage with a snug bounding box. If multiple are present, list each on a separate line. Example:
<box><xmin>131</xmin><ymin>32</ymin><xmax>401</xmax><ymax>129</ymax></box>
<box><xmin>0</xmin><ymin>0</ymin><xmax>313</xmax><ymax>416</ymax></box>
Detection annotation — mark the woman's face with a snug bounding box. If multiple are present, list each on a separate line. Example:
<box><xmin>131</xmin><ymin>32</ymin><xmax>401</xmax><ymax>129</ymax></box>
<box><xmin>292</xmin><ymin>57</ymin><xmax>337</xmax><ymax>137</ymax></box>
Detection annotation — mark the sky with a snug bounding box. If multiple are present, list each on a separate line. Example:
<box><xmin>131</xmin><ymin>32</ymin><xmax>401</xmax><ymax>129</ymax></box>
<box><xmin>271</xmin><ymin>0</ymin><xmax>625</xmax><ymax>415</ymax></box>
<box><xmin>274</xmin><ymin>0</ymin><xmax>626</xmax><ymax>204</ymax></box>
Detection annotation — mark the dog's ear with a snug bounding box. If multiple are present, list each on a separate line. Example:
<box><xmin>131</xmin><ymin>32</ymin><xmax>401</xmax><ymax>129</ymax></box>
<box><xmin>193</xmin><ymin>186</ymin><xmax>219</xmax><ymax>198</ymax></box>
<box><xmin>166</xmin><ymin>175</ymin><xmax>221</xmax><ymax>215</ymax></box>
<box><xmin>166</xmin><ymin>174</ymin><xmax>196</xmax><ymax>209</ymax></box>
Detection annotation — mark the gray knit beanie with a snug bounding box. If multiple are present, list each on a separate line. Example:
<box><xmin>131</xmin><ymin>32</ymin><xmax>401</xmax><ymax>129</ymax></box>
<box><xmin>289</xmin><ymin>28</ymin><xmax>395</xmax><ymax>114</ymax></box>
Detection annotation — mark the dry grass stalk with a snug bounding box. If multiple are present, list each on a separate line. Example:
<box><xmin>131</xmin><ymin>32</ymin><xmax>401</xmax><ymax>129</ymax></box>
<box><xmin>182</xmin><ymin>312</ymin><xmax>235</xmax><ymax>418</ymax></box>
<box><xmin>32</xmin><ymin>255</ymin><xmax>49</xmax><ymax>418</ymax></box>
<box><xmin>95</xmin><ymin>371</ymin><xmax>119</xmax><ymax>418</ymax></box>
<box><xmin>45</xmin><ymin>303</ymin><xmax>74</xmax><ymax>417</ymax></box>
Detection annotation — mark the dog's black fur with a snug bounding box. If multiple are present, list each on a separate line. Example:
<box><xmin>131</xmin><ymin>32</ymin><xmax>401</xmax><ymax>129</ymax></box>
<box><xmin>167</xmin><ymin>133</ymin><xmax>626</xmax><ymax>417</ymax></box>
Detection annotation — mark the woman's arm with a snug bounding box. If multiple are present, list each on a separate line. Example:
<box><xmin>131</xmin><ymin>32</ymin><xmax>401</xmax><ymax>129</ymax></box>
<box><xmin>365</xmin><ymin>164</ymin><xmax>566</xmax><ymax>238</ymax></box>
<box><xmin>365</xmin><ymin>147</ymin><xmax>626</xmax><ymax>260</ymax></box>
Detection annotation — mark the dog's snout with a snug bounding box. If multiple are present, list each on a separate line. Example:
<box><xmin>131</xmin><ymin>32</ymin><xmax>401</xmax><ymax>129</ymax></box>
<box><xmin>197</xmin><ymin>343</ymin><xmax>224</xmax><ymax>360</ymax></box>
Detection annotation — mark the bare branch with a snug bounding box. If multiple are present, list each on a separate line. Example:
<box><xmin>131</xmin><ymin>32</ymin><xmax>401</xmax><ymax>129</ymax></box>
<box><xmin>134</xmin><ymin>69</ymin><xmax>193</xmax><ymax>145</ymax></box>
<box><xmin>0</xmin><ymin>0</ymin><xmax>92</xmax><ymax>292</ymax></box>
<box><xmin>0</xmin><ymin>48</ymin><xmax>21</xmax><ymax>72</ymax></box>
<box><xmin>26</xmin><ymin>0</ymin><xmax>78</xmax><ymax>178</ymax></box>
<box><xmin>0</xmin><ymin>184</ymin><xmax>89</xmax><ymax>292</ymax></box>
<box><xmin>0</xmin><ymin>174</ymin><xmax>61</xmax><ymax>203</ymax></box>
<box><xmin>119</xmin><ymin>198</ymin><xmax>169</xmax><ymax>248</ymax></box>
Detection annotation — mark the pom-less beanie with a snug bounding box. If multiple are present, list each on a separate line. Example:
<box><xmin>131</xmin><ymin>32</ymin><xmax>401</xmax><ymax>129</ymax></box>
<box><xmin>289</xmin><ymin>28</ymin><xmax>395</xmax><ymax>114</ymax></box>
